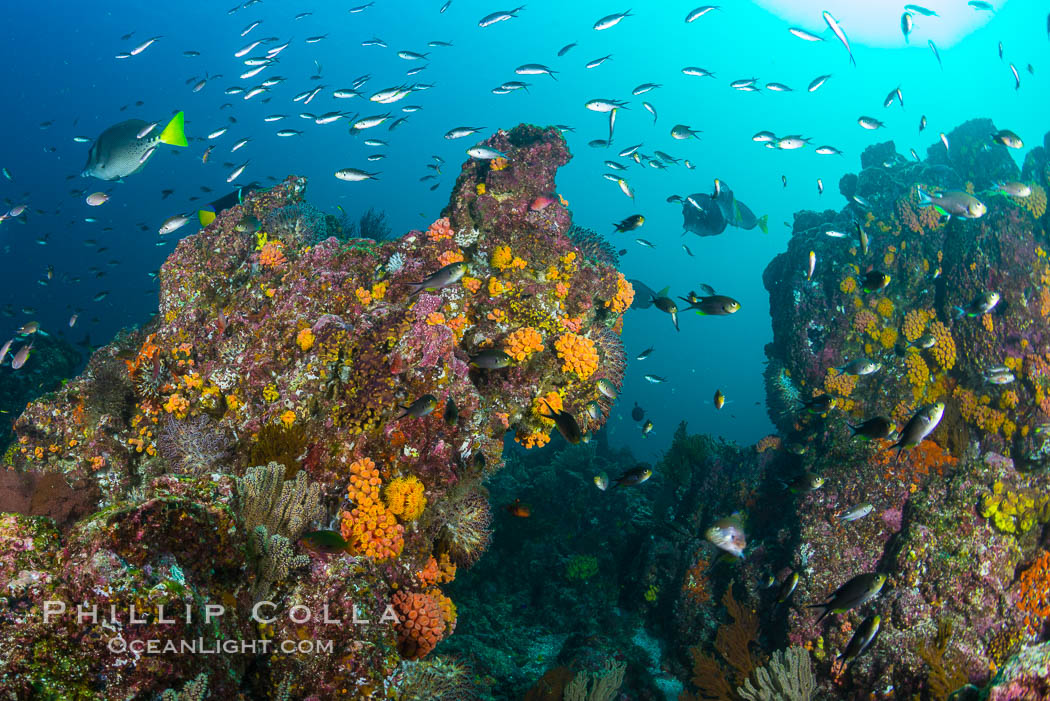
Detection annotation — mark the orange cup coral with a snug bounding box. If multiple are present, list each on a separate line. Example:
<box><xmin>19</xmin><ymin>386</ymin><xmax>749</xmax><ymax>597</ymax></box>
<box><xmin>606</xmin><ymin>273</ymin><xmax>635</xmax><ymax>314</ymax></box>
<box><xmin>504</xmin><ymin>327</ymin><xmax>544</xmax><ymax>362</ymax></box>
<box><xmin>384</xmin><ymin>476</ymin><xmax>427</xmax><ymax>521</ymax></box>
<box><xmin>341</xmin><ymin>457</ymin><xmax>404</xmax><ymax>561</ymax></box>
<box><xmin>554</xmin><ymin>332</ymin><xmax>599</xmax><ymax>380</ymax></box>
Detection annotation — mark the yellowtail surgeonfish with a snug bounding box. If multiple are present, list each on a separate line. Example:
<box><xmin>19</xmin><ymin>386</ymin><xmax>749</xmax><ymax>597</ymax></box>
<box><xmin>82</xmin><ymin>111</ymin><xmax>188</xmax><ymax>181</ymax></box>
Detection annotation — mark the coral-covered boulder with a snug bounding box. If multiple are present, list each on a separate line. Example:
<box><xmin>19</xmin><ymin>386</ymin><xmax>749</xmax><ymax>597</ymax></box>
<box><xmin>0</xmin><ymin>124</ymin><xmax>630</xmax><ymax>697</ymax></box>
<box><xmin>755</xmin><ymin>118</ymin><xmax>1050</xmax><ymax>697</ymax></box>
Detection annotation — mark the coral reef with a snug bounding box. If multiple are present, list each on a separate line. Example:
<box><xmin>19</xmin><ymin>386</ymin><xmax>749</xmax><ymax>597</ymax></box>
<box><xmin>0</xmin><ymin>124</ymin><xmax>629</xmax><ymax>697</ymax></box>
<box><xmin>754</xmin><ymin>121</ymin><xmax>1050</xmax><ymax>697</ymax></box>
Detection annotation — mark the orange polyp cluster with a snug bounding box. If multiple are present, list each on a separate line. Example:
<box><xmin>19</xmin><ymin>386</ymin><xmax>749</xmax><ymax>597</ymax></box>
<box><xmin>426</xmin><ymin>216</ymin><xmax>453</xmax><ymax>242</ymax></box>
<box><xmin>437</xmin><ymin>249</ymin><xmax>464</xmax><ymax>267</ymax></box>
<box><xmin>605</xmin><ymin>273</ymin><xmax>635</xmax><ymax>314</ymax></box>
<box><xmin>503</xmin><ymin>327</ymin><xmax>544</xmax><ymax>362</ymax></box>
<box><xmin>554</xmin><ymin>332</ymin><xmax>599</xmax><ymax>380</ymax></box>
<box><xmin>259</xmin><ymin>241</ymin><xmax>287</xmax><ymax>268</ymax></box>
<box><xmin>1018</xmin><ymin>550</ymin><xmax>1050</xmax><ymax>635</ymax></box>
<box><xmin>340</xmin><ymin>457</ymin><xmax>404</xmax><ymax>561</ymax></box>
<box><xmin>872</xmin><ymin>438</ymin><xmax>956</xmax><ymax>485</ymax></box>
<box><xmin>392</xmin><ymin>590</ymin><xmax>447</xmax><ymax>659</ymax></box>
<box><xmin>417</xmin><ymin>553</ymin><xmax>457</xmax><ymax>587</ymax></box>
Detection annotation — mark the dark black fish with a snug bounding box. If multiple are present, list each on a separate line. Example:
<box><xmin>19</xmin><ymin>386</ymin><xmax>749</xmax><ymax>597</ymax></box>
<box><xmin>397</xmin><ymin>394</ymin><xmax>438</xmax><ymax>420</ymax></box>
<box><xmin>800</xmin><ymin>394</ymin><xmax>835</xmax><ymax>414</ymax></box>
<box><xmin>613</xmin><ymin>214</ymin><xmax>645</xmax><ymax>232</ymax></box>
<box><xmin>300</xmin><ymin>530</ymin><xmax>349</xmax><ymax>554</ymax></box>
<box><xmin>808</xmin><ymin>573</ymin><xmax>887</xmax><ymax>622</ymax></box>
<box><xmin>198</xmin><ymin>183</ymin><xmax>262</xmax><ymax>225</ymax></box>
<box><xmin>777</xmin><ymin>572</ymin><xmax>799</xmax><ymax>603</ymax></box>
<box><xmin>862</xmin><ymin>270</ymin><xmax>891</xmax><ymax>293</ymax></box>
<box><xmin>838</xmin><ymin>614</ymin><xmax>881</xmax><ymax>665</ymax></box>
<box><xmin>682</xmin><ymin>192</ymin><xmax>727</xmax><ymax>236</ymax></box>
<box><xmin>537</xmin><ymin>400</ymin><xmax>583</xmax><ymax>444</ymax></box>
<box><xmin>679</xmin><ymin>294</ymin><xmax>741</xmax><ymax>316</ymax></box>
<box><xmin>470</xmin><ymin>349</ymin><xmax>512</xmax><ymax>369</ymax></box>
<box><xmin>443</xmin><ymin>397</ymin><xmax>458</xmax><ymax>425</ymax></box>
<box><xmin>848</xmin><ymin>417</ymin><xmax>895</xmax><ymax>440</ymax></box>
<box><xmin>628</xmin><ymin>279</ymin><xmax>658</xmax><ymax>309</ymax></box>
<box><xmin>612</xmin><ymin>465</ymin><xmax>652</xmax><ymax>487</ymax></box>
<box><xmin>631</xmin><ymin>402</ymin><xmax>645</xmax><ymax>421</ymax></box>
<box><xmin>650</xmin><ymin>287</ymin><xmax>679</xmax><ymax>331</ymax></box>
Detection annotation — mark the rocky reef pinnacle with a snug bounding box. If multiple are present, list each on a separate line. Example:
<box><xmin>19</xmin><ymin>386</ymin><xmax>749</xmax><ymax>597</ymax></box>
<box><xmin>0</xmin><ymin>124</ymin><xmax>630</xmax><ymax>698</ymax></box>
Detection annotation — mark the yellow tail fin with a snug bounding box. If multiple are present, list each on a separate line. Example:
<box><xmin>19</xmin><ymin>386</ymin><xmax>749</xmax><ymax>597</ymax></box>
<box><xmin>159</xmin><ymin>111</ymin><xmax>188</xmax><ymax>147</ymax></box>
<box><xmin>198</xmin><ymin>209</ymin><xmax>216</xmax><ymax>226</ymax></box>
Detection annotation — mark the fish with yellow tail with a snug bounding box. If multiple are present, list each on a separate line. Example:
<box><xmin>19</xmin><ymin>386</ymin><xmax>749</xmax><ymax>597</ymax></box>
<box><xmin>82</xmin><ymin>111</ymin><xmax>188</xmax><ymax>181</ymax></box>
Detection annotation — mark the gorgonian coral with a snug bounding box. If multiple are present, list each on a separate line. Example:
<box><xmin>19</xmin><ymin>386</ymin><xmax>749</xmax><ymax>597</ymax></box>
<box><xmin>157</xmin><ymin>414</ymin><xmax>231</xmax><ymax>475</ymax></box>
<box><xmin>567</xmin><ymin>224</ymin><xmax>619</xmax><ymax>267</ymax></box>
<box><xmin>592</xmin><ymin>327</ymin><xmax>626</xmax><ymax>388</ymax></box>
<box><xmin>436</xmin><ymin>490</ymin><xmax>492</xmax><ymax>567</ymax></box>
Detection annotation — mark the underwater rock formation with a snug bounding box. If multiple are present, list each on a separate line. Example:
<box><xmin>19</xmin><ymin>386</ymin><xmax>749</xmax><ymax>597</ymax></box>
<box><xmin>0</xmin><ymin>331</ymin><xmax>82</xmax><ymax>453</ymax></box>
<box><xmin>0</xmin><ymin>124</ymin><xmax>630</xmax><ymax>697</ymax></box>
<box><xmin>755</xmin><ymin>120</ymin><xmax>1050</xmax><ymax>697</ymax></box>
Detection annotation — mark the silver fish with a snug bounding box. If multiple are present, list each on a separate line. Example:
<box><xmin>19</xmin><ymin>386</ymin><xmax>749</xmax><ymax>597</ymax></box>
<box><xmin>823</xmin><ymin>11</ymin><xmax>856</xmax><ymax>65</ymax></box>
<box><xmin>838</xmin><ymin>503</ymin><xmax>873</xmax><ymax>522</ymax></box>
<box><xmin>334</xmin><ymin>168</ymin><xmax>380</xmax><ymax>182</ymax></box>
<box><xmin>705</xmin><ymin>514</ymin><xmax>746</xmax><ymax>557</ymax></box>
<box><xmin>479</xmin><ymin>6</ymin><xmax>525</xmax><ymax>27</ymax></box>
<box><xmin>11</xmin><ymin>343</ymin><xmax>32</xmax><ymax>370</ymax></box>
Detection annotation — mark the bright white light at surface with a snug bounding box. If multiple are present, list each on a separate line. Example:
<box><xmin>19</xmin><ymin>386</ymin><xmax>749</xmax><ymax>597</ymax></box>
<box><xmin>751</xmin><ymin>0</ymin><xmax>1002</xmax><ymax>48</ymax></box>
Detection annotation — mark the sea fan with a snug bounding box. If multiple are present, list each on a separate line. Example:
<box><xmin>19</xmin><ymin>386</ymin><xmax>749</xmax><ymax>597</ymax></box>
<box><xmin>86</xmin><ymin>355</ymin><xmax>135</xmax><ymax>419</ymax></box>
<box><xmin>436</xmin><ymin>490</ymin><xmax>492</xmax><ymax>567</ymax></box>
<box><xmin>335</xmin><ymin>207</ymin><xmax>393</xmax><ymax>241</ymax></box>
<box><xmin>129</xmin><ymin>354</ymin><xmax>166</xmax><ymax>403</ymax></box>
<box><xmin>590</xmin><ymin>327</ymin><xmax>626</xmax><ymax>390</ymax></box>
<box><xmin>567</xmin><ymin>224</ymin><xmax>619</xmax><ymax>267</ymax></box>
<box><xmin>263</xmin><ymin>203</ymin><xmax>330</xmax><ymax>246</ymax></box>
<box><xmin>764</xmin><ymin>359</ymin><xmax>801</xmax><ymax>432</ymax></box>
<box><xmin>158</xmin><ymin>414</ymin><xmax>233</xmax><ymax>475</ymax></box>
<box><xmin>390</xmin><ymin>657</ymin><xmax>477</xmax><ymax>701</ymax></box>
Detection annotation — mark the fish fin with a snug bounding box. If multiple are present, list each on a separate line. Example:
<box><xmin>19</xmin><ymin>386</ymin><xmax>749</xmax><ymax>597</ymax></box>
<box><xmin>758</xmin><ymin>214</ymin><xmax>769</xmax><ymax>234</ymax></box>
<box><xmin>694</xmin><ymin>310</ymin><xmax>708</xmax><ymax>316</ymax></box>
<box><xmin>198</xmin><ymin>209</ymin><xmax>216</xmax><ymax>226</ymax></box>
<box><xmin>657</xmin><ymin>286</ymin><xmax>670</xmax><ymax>297</ymax></box>
<box><xmin>158</xmin><ymin>111</ymin><xmax>188</xmax><ymax>148</ymax></box>
<box><xmin>951</xmin><ymin>306</ymin><xmax>964</xmax><ymax>319</ymax></box>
